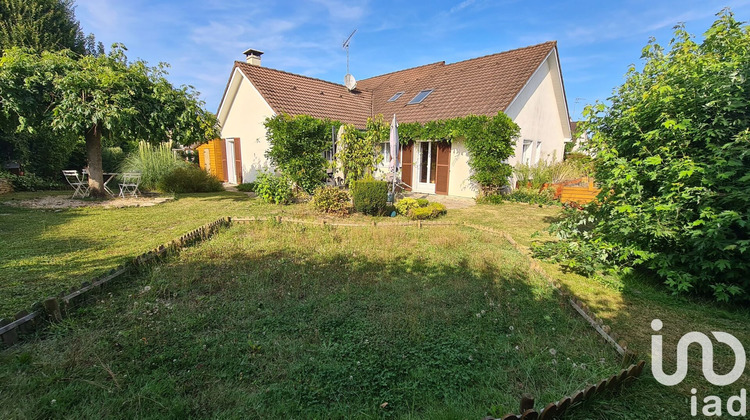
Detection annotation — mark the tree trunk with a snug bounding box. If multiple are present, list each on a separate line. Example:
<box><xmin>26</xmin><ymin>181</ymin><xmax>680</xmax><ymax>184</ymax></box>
<box><xmin>85</xmin><ymin>124</ymin><xmax>105</xmax><ymax>197</ymax></box>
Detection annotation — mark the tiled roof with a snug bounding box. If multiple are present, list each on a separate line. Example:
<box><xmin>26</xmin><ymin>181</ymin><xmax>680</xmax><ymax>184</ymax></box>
<box><xmin>358</xmin><ymin>41</ymin><xmax>556</xmax><ymax>123</ymax></box>
<box><xmin>235</xmin><ymin>62</ymin><xmax>372</xmax><ymax>127</ymax></box>
<box><xmin>231</xmin><ymin>41</ymin><xmax>557</xmax><ymax>126</ymax></box>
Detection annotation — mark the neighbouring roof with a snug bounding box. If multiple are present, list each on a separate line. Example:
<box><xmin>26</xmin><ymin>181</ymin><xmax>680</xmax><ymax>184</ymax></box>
<box><xmin>228</xmin><ymin>41</ymin><xmax>558</xmax><ymax>127</ymax></box>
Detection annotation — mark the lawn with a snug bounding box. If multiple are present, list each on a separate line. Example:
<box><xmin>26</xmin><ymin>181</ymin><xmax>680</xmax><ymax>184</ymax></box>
<box><xmin>0</xmin><ymin>221</ymin><xmax>619</xmax><ymax>418</ymax></box>
<box><xmin>1</xmin><ymin>192</ymin><xmax>749</xmax><ymax>418</ymax></box>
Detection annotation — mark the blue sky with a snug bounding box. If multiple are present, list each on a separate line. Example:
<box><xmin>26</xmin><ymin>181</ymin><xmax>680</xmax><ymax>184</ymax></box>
<box><xmin>74</xmin><ymin>0</ymin><xmax>750</xmax><ymax>121</ymax></box>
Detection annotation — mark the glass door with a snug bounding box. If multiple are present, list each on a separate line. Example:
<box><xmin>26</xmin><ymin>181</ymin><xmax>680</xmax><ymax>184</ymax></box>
<box><xmin>225</xmin><ymin>138</ymin><xmax>236</xmax><ymax>184</ymax></box>
<box><xmin>415</xmin><ymin>141</ymin><xmax>436</xmax><ymax>194</ymax></box>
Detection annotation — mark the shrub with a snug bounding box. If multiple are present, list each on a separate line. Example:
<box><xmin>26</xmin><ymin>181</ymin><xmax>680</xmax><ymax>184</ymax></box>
<box><xmin>156</xmin><ymin>165</ymin><xmax>224</xmax><ymax>193</ymax></box>
<box><xmin>351</xmin><ymin>178</ymin><xmax>388</xmax><ymax>215</ymax></box>
<box><xmin>408</xmin><ymin>202</ymin><xmax>447</xmax><ymax>220</ymax></box>
<box><xmin>415</xmin><ymin>198</ymin><xmax>429</xmax><ymax>207</ymax></box>
<box><xmin>395</xmin><ymin>198</ymin><xmax>419</xmax><ymax>215</ymax></box>
<box><xmin>505</xmin><ymin>187</ymin><xmax>557</xmax><ymax>205</ymax></box>
<box><xmin>102</xmin><ymin>147</ymin><xmax>126</xmax><ymax>173</ymax></box>
<box><xmin>237</xmin><ymin>182</ymin><xmax>255</xmax><ymax>192</ymax></box>
<box><xmin>120</xmin><ymin>141</ymin><xmax>187</xmax><ymax>191</ymax></box>
<box><xmin>544</xmin><ymin>12</ymin><xmax>750</xmax><ymax>302</ymax></box>
<box><xmin>255</xmin><ymin>172</ymin><xmax>293</xmax><ymax>204</ymax></box>
<box><xmin>476</xmin><ymin>194</ymin><xmax>505</xmax><ymax>205</ymax></box>
<box><xmin>0</xmin><ymin>171</ymin><xmax>63</xmax><ymax>191</ymax></box>
<box><xmin>312</xmin><ymin>186</ymin><xmax>351</xmax><ymax>215</ymax></box>
<box><xmin>264</xmin><ymin>114</ymin><xmax>338</xmax><ymax>193</ymax></box>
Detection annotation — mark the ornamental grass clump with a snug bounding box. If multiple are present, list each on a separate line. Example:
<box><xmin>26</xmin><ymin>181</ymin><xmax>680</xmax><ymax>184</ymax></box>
<box><xmin>120</xmin><ymin>141</ymin><xmax>187</xmax><ymax>191</ymax></box>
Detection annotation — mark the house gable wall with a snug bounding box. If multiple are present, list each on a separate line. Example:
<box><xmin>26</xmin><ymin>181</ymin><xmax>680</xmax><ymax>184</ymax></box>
<box><xmin>219</xmin><ymin>68</ymin><xmax>276</xmax><ymax>183</ymax></box>
<box><xmin>505</xmin><ymin>51</ymin><xmax>570</xmax><ymax>168</ymax></box>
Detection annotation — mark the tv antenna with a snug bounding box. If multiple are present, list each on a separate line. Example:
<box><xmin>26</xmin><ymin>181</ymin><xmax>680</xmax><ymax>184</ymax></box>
<box><xmin>342</xmin><ymin>29</ymin><xmax>356</xmax><ymax>74</ymax></box>
<box><xmin>342</xmin><ymin>29</ymin><xmax>358</xmax><ymax>90</ymax></box>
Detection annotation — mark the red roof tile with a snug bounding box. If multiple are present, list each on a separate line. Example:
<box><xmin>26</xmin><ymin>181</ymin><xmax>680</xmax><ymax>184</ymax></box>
<box><xmin>235</xmin><ymin>62</ymin><xmax>372</xmax><ymax>127</ymax></box>
<box><xmin>231</xmin><ymin>41</ymin><xmax>557</xmax><ymax>126</ymax></box>
<box><xmin>358</xmin><ymin>41</ymin><xmax>557</xmax><ymax>123</ymax></box>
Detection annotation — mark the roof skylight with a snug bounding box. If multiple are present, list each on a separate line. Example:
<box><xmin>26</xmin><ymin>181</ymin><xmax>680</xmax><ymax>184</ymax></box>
<box><xmin>407</xmin><ymin>89</ymin><xmax>434</xmax><ymax>104</ymax></box>
<box><xmin>388</xmin><ymin>92</ymin><xmax>404</xmax><ymax>102</ymax></box>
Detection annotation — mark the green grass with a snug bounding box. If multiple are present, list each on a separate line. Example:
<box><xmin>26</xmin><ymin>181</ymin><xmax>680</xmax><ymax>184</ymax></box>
<box><xmin>3</xmin><ymin>193</ymin><xmax>750</xmax><ymax>418</ymax></box>
<box><xmin>0</xmin><ymin>223</ymin><xmax>619</xmax><ymax>418</ymax></box>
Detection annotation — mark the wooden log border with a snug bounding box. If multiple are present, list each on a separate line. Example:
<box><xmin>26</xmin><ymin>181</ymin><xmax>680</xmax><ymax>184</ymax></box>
<box><xmin>0</xmin><ymin>217</ymin><xmax>231</xmax><ymax>347</ymax></box>
<box><xmin>492</xmin><ymin>361</ymin><xmax>646</xmax><ymax>420</ymax></box>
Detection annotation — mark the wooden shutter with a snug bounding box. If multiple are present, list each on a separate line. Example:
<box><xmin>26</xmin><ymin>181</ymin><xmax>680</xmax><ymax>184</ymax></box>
<box><xmin>233</xmin><ymin>138</ymin><xmax>242</xmax><ymax>184</ymax></box>
<box><xmin>401</xmin><ymin>142</ymin><xmax>413</xmax><ymax>191</ymax></box>
<box><xmin>220</xmin><ymin>139</ymin><xmax>229</xmax><ymax>182</ymax></box>
<box><xmin>435</xmin><ymin>141</ymin><xmax>451</xmax><ymax>195</ymax></box>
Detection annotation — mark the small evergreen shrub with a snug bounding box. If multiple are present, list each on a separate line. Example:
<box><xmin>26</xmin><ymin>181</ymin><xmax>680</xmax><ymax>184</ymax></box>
<box><xmin>237</xmin><ymin>182</ymin><xmax>256</xmax><ymax>192</ymax></box>
<box><xmin>395</xmin><ymin>198</ymin><xmax>419</xmax><ymax>215</ymax></box>
<box><xmin>407</xmin><ymin>202</ymin><xmax>448</xmax><ymax>220</ymax></box>
<box><xmin>429</xmin><ymin>202</ymin><xmax>447</xmax><ymax>216</ymax></box>
<box><xmin>351</xmin><ymin>179</ymin><xmax>388</xmax><ymax>215</ymax></box>
<box><xmin>157</xmin><ymin>165</ymin><xmax>224</xmax><ymax>193</ymax></box>
<box><xmin>416</xmin><ymin>198</ymin><xmax>429</xmax><ymax>207</ymax></box>
<box><xmin>312</xmin><ymin>186</ymin><xmax>351</xmax><ymax>215</ymax></box>
<box><xmin>255</xmin><ymin>173</ymin><xmax>293</xmax><ymax>204</ymax></box>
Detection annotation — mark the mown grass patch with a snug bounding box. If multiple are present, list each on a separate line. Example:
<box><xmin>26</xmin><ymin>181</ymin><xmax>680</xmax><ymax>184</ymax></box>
<box><xmin>0</xmin><ymin>223</ymin><xmax>620</xmax><ymax>418</ymax></box>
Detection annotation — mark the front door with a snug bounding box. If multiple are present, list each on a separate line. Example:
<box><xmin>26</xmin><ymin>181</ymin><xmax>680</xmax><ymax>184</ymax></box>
<box><xmin>415</xmin><ymin>141</ymin><xmax>436</xmax><ymax>194</ymax></box>
<box><xmin>225</xmin><ymin>138</ymin><xmax>237</xmax><ymax>184</ymax></box>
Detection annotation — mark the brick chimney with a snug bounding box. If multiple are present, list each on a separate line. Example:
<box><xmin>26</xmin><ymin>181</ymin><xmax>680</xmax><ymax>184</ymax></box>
<box><xmin>243</xmin><ymin>48</ymin><xmax>263</xmax><ymax>66</ymax></box>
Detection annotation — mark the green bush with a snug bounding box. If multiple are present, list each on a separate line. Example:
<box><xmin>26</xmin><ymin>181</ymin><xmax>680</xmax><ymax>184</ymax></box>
<box><xmin>120</xmin><ymin>141</ymin><xmax>187</xmax><ymax>191</ymax></box>
<box><xmin>351</xmin><ymin>179</ymin><xmax>388</xmax><ymax>215</ymax></box>
<box><xmin>264</xmin><ymin>114</ymin><xmax>338</xmax><ymax>193</ymax></box>
<box><xmin>415</xmin><ymin>198</ymin><xmax>429</xmax><ymax>207</ymax></box>
<box><xmin>476</xmin><ymin>194</ymin><xmax>505</xmax><ymax>205</ymax></box>
<box><xmin>255</xmin><ymin>172</ymin><xmax>293</xmax><ymax>205</ymax></box>
<box><xmin>408</xmin><ymin>202</ymin><xmax>447</xmax><ymax>220</ymax></box>
<box><xmin>237</xmin><ymin>182</ymin><xmax>255</xmax><ymax>192</ymax></box>
<box><xmin>395</xmin><ymin>198</ymin><xmax>419</xmax><ymax>215</ymax></box>
<box><xmin>505</xmin><ymin>187</ymin><xmax>557</xmax><ymax>205</ymax></box>
<box><xmin>311</xmin><ymin>186</ymin><xmax>351</xmax><ymax>215</ymax></box>
<box><xmin>102</xmin><ymin>147</ymin><xmax>126</xmax><ymax>173</ymax></box>
<box><xmin>156</xmin><ymin>165</ymin><xmax>224</xmax><ymax>193</ymax></box>
<box><xmin>0</xmin><ymin>171</ymin><xmax>62</xmax><ymax>191</ymax></box>
<box><xmin>543</xmin><ymin>12</ymin><xmax>750</xmax><ymax>302</ymax></box>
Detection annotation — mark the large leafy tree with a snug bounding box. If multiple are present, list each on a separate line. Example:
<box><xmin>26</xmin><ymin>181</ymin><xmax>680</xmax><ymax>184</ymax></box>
<box><xmin>0</xmin><ymin>0</ymin><xmax>100</xmax><ymax>55</ymax></box>
<box><xmin>0</xmin><ymin>46</ymin><xmax>219</xmax><ymax>196</ymax></box>
<box><xmin>556</xmin><ymin>10</ymin><xmax>750</xmax><ymax>302</ymax></box>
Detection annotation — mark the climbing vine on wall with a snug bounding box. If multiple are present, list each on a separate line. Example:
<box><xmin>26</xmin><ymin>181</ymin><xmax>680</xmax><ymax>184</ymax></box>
<box><xmin>392</xmin><ymin>112</ymin><xmax>519</xmax><ymax>194</ymax></box>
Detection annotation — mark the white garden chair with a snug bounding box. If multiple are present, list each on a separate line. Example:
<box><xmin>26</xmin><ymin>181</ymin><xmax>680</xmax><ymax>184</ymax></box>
<box><xmin>62</xmin><ymin>170</ymin><xmax>89</xmax><ymax>198</ymax></box>
<box><xmin>118</xmin><ymin>173</ymin><xmax>142</xmax><ymax>198</ymax></box>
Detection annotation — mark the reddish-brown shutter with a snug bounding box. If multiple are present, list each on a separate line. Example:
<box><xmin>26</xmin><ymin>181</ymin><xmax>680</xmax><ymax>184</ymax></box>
<box><xmin>401</xmin><ymin>142</ymin><xmax>413</xmax><ymax>191</ymax></box>
<box><xmin>220</xmin><ymin>139</ymin><xmax>229</xmax><ymax>182</ymax></box>
<box><xmin>233</xmin><ymin>138</ymin><xmax>242</xmax><ymax>184</ymax></box>
<box><xmin>435</xmin><ymin>141</ymin><xmax>451</xmax><ymax>195</ymax></box>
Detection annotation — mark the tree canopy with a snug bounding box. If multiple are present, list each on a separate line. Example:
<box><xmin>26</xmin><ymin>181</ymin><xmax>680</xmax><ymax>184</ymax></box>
<box><xmin>545</xmin><ymin>10</ymin><xmax>750</xmax><ymax>303</ymax></box>
<box><xmin>0</xmin><ymin>46</ymin><xmax>219</xmax><ymax>195</ymax></box>
<box><xmin>0</xmin><ymin>0</ymin><xmax>101</xmax><ymax>55</ymax></box>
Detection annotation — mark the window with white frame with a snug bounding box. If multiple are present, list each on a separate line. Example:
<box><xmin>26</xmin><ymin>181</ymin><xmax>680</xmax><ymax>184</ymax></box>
<box><xmin>521</xmin><ymin>140</ymin><xmax>533</xmax><ymax>165</ymax></box>
<box><xmin>535</xmin><ymin>141</ymin><xmax>543</xmax><ymax>163</ymax></box>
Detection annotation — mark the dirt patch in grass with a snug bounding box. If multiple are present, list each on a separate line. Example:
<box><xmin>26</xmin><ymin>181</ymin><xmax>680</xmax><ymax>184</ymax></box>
<box><xmin>2</xmin><ymin>195</ymin><xmax>174</xmax><ymax>209</ymax></box>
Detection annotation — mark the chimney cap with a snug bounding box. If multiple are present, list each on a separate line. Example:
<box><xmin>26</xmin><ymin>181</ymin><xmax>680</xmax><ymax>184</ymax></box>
<box><xmin>243</xmin><ymin>48</ymin><xmax>264</xmax><ymax>57</ymax></box>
